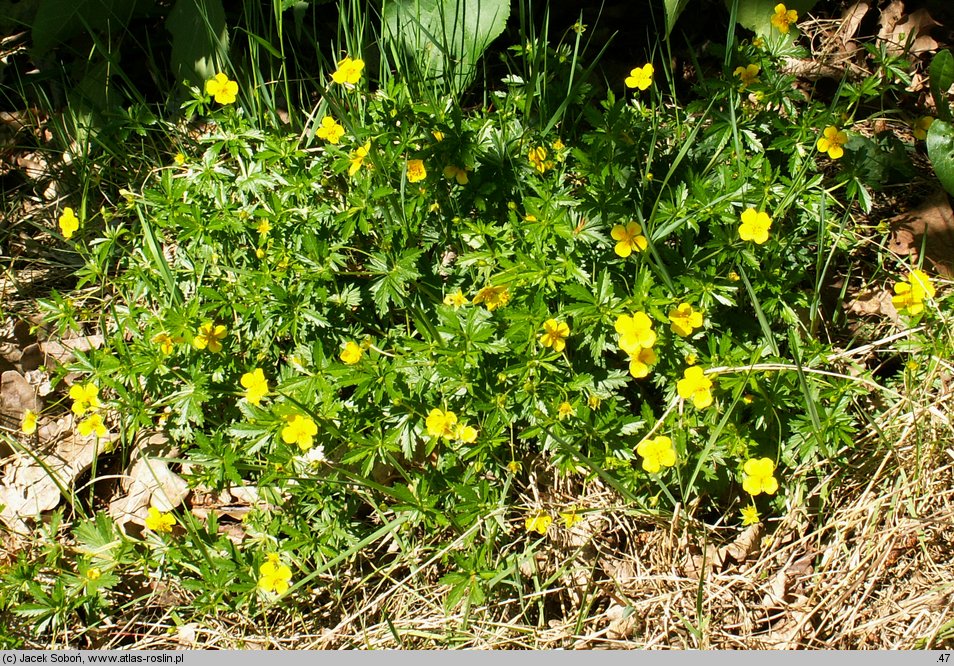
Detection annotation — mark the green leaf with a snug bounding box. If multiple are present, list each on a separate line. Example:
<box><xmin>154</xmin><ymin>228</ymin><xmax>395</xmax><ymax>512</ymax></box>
<box><xmin>166</xmin><ymin>0</ymin><xmax>229</xmax><ymax>89</ymax></box>
<box><xmin>382</xmin><ymin>0</ymin><xmax>510</xmax><ymax>93</ymax></box>
<box><xmin>31</xmin><ymin>0</ymin><xmax>154</xmax><ymax>57</ymax></box>
<box><xmin>664</xmin><ymin>0</ymin><xmax>691</xmax><ymax>37</ymax></box>
<box><xmin>927</xmin><ymin>119</ymin><xmax>954</xmax><ymax>198</ymax></box>
<box><xmin>929</xmin><ymin>49</ymin><xmax>954</xmax><ymax>121</ymax></box>
<box><xmin>732</xmin><ymin>0</ymin><xmax>816</xmax><ymax>37</ymax></box>
<box><xmin>368</xmin><ymin>249</ymin><xmax>422</xmax><ymax>315</ymax></box>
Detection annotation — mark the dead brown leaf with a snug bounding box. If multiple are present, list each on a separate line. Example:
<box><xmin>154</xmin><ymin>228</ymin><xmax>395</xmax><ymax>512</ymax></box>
<box><xmin>605</xmin><ymin>603</ymin><xmax>639</xmax><ymax>640</ymax></box>
<box><xmin>723</xmin><ymin>524</ymin><xmax>763</xmax><ymax>564</ymax></box>
<box><xmin>878</xmin><ymin>2</ymin><xmax>940</xmax><ymax>56</ymax></box>
<box><xmin>877</xmin><ymin>0</ymin><xmax>906</xmax><ymax>45</ymax></box>
<box><xmin>0</xmin><ymin>415</ymin><xmax>117</xmax><ymax>531</ymax></box>
<box><xmin>0</xmin><ymin>369</ymin><xmax>41</xmax><ymax>426</ymax></box>
<box><xmin>39</xmin><ymin>335</ymin><xmax>105</xmax><ymax>367</ymax></box>
<box><xmin>107</xmin><ymin>432</ymin><xmax>188</xmax><ymax>533</ymax></box>
<box><xmin>845</xmin><ymin>286</ymin><xmax>900</xmax><ymax>323</ymax></box>
<box><xmin>888</xmin><ymin>190</ymin><xmax>954</xmax><ymax>277</ymax></box>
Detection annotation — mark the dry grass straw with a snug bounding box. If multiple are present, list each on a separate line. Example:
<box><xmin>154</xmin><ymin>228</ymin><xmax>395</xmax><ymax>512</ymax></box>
<box><xmin>109</xmin><ymin>417</ymin><xmax>953</xmax><ymax>649</ymax></box>
<box><xmin>13</xmin><ymin>323</ymin><xmax>954</xmax><ymax>651</ymax></box>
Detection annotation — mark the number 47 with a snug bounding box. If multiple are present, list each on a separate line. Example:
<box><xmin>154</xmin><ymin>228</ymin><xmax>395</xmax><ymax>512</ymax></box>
<box><xmin>939</xmin><ymin>655</ymin><xmax>950</xmax><ymax>663</ymax></box>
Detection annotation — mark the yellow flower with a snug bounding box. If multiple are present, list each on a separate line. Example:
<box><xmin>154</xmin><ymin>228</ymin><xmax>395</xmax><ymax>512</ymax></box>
<box><xmin>610</xmin><ymin>222</ymin><xmax>648</xmax><ymax>257</ymax></box>
<box><xmin>557</xmin><ymin>401</ymin><xmax>575</xmax><ymax>420</ymax></box>
<box><xmin>892</xmin><ymin>269</ymin><xmax>936</xmax><ymax>315</ymax></box>
<box><xmin>627</xmin><ymin>346</ymin><xmax>657</xmax><ymax>378</ymax></box>
<box><xmin>78</xmin><ymin>413</ymin><xmax>107</xmax><ymax>438</ymax></box>
<box><xmin>552</xmin><ymin>139</ymin><xmax>565</xmax><ymax>151</ymax></box>
<box><xmin>152</xmin><ymin>332</ymin><xmax>175</xmax><ymax>355</ymax></box>
<box><xmin>21</xmin><ymin>409</ymin><xmax>37</xmax><ymax>435</ymax></box>
<box><xmin>331</xmin><ymin>56</ymin><xmax>365</xmax><ymax>85</ymax></box>
<box><xmin>677</xmin><ymin>366</ymin><xmax>714</xmax><ymax>409</ymax></box>
<box><xmin>738</xmin><ymin>207</ymin><xmax>772</xmax><ymax>244</ymax></box>
<box><xmin>587</xmin><ymin>395</ymin><xmax>601</xmax><ymax>410</ymax></box>
<box><xmin>193</xmin><ymin>322</ymin><xmax>227</xmax><ymax>353</ymax></box>
<box><xmin>426</xmin><ymin>408</ymin><xmax>458</xmax><ymax>439</ymax></box>
<box><xmin>59</xmin><ymin>207</ymin><xmax>80</xmax><ymax>239</ymax></box>
<box><xmin>816</xmin><ymin>126</ymin><xmax>848</xmax><ymax>159</ymax></box>
<box><xmin>86</xmin><ymin>568</ymin><xmax>102</xmax><ymax>582</ymax></box>
<box><xmin>443</xmin><ymin>291</ymin><xmax>468</xmax><ymax>308</ymax></box>
<box><xmin>240</xmin><ymin>368</ymin><xmax>269</xmax><ymax>405</ymax></box>
<box><xmin>256</xmin><ymin>219</ymin><xmax>271</xmax><ymax>235</ymax></box>
<box><xmin>528</xmin><ymin>146</ymin><xmax>553</xmax><ymax>173</ymax></box>
<box><xmin>340</xmin><ymin>341</ymin><xmax>363</xmax><ymax>365</ymax></box>
<box><xmin>316</xmin><ymin>116</ymin><xmax>345</xmax><ymax>144</ymax></box>
<box><xmin>636</xmin><ymin>435</ymin><xmax>676</xmax><ymax>474</ymax></box>
<box><xmin>734</xmin><ymin>63</ymin><xmax>760</xmax><ymax>88</ymax></box>
<box><xmin>905</xmin><ymin>269</ymin><xmax>936</xmax><ymax>301</ymax></box>
<box><xmin>728</xmin><ymin>270</ymin><xmax>740</xmax><ymax>282</ymax></box>
<box><xmin>668</xmin><ymin>303</ymin><xmax>704</xmax><ymax>337</ymax></box>
<box><xmin>453</xmin><ymin>423</ymin><xmax>478</xmax><ymax>443</ymax></box>
<box><xmin>258</xmin><ymin>553</ymin><xmax>293</xmax><ymax>594</ymax></box>
<box><xmin>174</xmin><ymin>152</ymin><xmax>186</xmax><ymax>165</ymax></box>
<box><xmin>625</xmin><ymin>63</ymin><xmax>654</xmax><ymax>90</ymax></box>
<box><xmin>349</xmin><ymin>141</ymin><xmax>371</xmax><ymax>176</ymax></box>
<box><xmin>282</xmin><ymin>414</ymin><xmax>318</xmax><ymax>451</ymax></box>
<box><xmin>443</xmin><ymin>165</ymin><xmax>469</xmax><ymax>185</ymax></box>
<box><xmin>686</xmin><ymin>353</ymin><xmax>697</xmax><ymax>365</ymax></box>
<box><xmin>740</xmin><ymin>505</ymin><xmax>760</xmax><ymax>526</ymax></box>
<box><xmin>615</xmin><ymin>313</ymin><xmax>656</xmax><ymax>355</ymax></box>
<box><xmin>432</xmin><ymin>130</ymin><xmax>445</xmax><ymax>142</ymax></box>
<box><xmin>525</xmin><ymin>511</ymin><xmax>552</xmax><ymax>535</ymax></box>
<box><xmin>69</xmin><ymin>382</ymin><xmax>101</xmax><ymax>417</ymax></box>
<box><xmin>472</xmin><ymin>285</ymin><xmax>511</xmax><ymax>311</ymax></box>
<box><xmin>145</xmin><ymin>506</ymin><xmax>176</xmax><ymax>533</ymax></box>
<box><xmin>507</xmin><ymin>460</ymin><xmax>522</xmax><ymax>474</ymax></box>
<box><xmin>205</xmin><ymin>72</ymin><xmax>239</xmax><ymax>105</ymax></box>
<box><xmin>770</xmin><ymin>3</ymin><xmax>798</xmax><ymax>33</ymax></box>
<box><xmin>742</xmin><ymin>457</ymin><xmax>779</xmax><ymax>496</ymax></box>
<box><xmin>913</xmin><ymin>116</ymin><xmax>934</xmax><ymax>141</ymax></box>
<box><xmin>407</xmin><ymin>159</ymin><xmax>427</xmax><ymax>183</ymax></box>
<box><xmin>539</xmin><ymin>319</ymin><xmax>570</xmax><ymax>353</ymax></box>
<box><xmin>560</xmin><ymin>506</ymin><xmax>583</xmax><ymax>529</ymax></box>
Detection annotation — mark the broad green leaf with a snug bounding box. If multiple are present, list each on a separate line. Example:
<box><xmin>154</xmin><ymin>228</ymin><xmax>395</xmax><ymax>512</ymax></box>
<box><xmin>927</xmin><ymin>119</ymin><xmax>954</xmax><ymax>198</ymax></box>
<box><xmin>929</xmin><ymin>49</ymin><xmax>954</xmax><ymax>121</ymax></box>
<box><xmin>383</xmin><ymin>0</ymin><xmax>510</xmax><ymax>93</ymax></box>
<box><xmin>732</xmin><ymin>0</ymin><xmax>816</xmax><ymax>37</ymax></box>
<box><xmin>664</xmin><ymin>0</ymin><xmax>691</xmax><ymax>37</ymax></box>
<box><xmin>166</xmin><ymin>0</ymin><xmax>229</xmax><ymax>89</ymax></box>
<box><xmin>32</xmin><ymin>0</ymin><xmax>154</xmax><ymax>57</ymax></box>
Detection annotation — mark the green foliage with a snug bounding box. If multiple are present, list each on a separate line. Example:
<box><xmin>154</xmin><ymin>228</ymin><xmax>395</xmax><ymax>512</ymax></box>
<box><xmin>664</xmin><ymin>0</ymin><xmax>691</xmax><ymax>37</ymax></box>
<box><xmin>383</xmin><ymin>0</ymin><xmax>511</xmax><ymax>94</ymax></box>
<box><xmin>927</xmin><ymin>120</ymin><xmax>954</xmax><ymax>198</ymax></box>
<box><xmin>31</xmin><ymin>0</ymin><xmax>154</xmax><ymax>56</ymax></box>
<box><xmin>166</xmin><ymin>0</ymin><xmax>230</xmax><ymax>88</ymax></box>
<box><xmin>4</xmin><ymin>0</ymin><xmax>951</xmax><ymax>643</ymax></box>
<box><xmin>930</xmin><ymin>49</ymin><xmax>954</xmax><ymax>121</ymax></box>
<box><xmin>732</xmin><ymin>0</ymin><xmax>816</xmax><ymax>36</ymax></box>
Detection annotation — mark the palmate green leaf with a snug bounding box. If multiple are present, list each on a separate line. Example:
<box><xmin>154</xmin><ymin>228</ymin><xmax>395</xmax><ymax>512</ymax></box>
<box><xmin>368</xmin><ymin>249</ymin><xmax>423</xmax><ymax>315</ymax></box>
<box><xmin>73</xmin><ymin>513</ymin><xmax>126</xmax><ymax>563</ymax></box>
<box><xmin>927</xmin><ymin>120</ymin><xmax>954</xmax><ymax>198</ymax></box>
